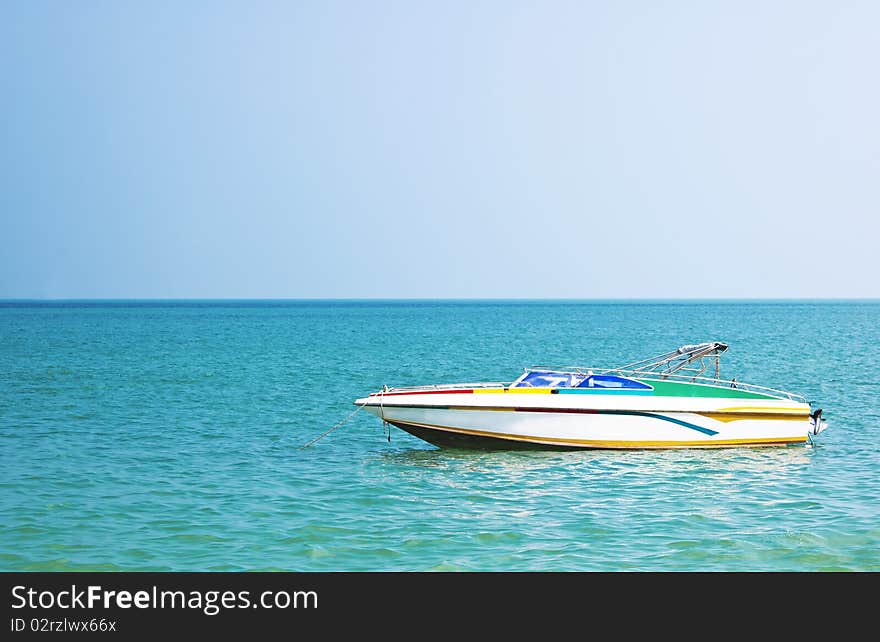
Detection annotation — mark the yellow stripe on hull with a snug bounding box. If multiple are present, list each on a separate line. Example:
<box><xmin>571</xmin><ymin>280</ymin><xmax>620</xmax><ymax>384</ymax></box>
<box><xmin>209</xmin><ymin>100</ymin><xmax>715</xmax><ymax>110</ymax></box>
<box><xmin>700</xmin><ymin>406</ymin><xmax>810</xmax><ymax>423</ymax></box>
<box><xmin>714</xmin><ymin>406</ymin><xmax>810</xmax><ymax>414</ymax></box>
<box><xmin>392</xmin><ymin>419</ymin><xmax>807</xmax><ymax>449</ymax></box>
<box><xmin>697</xmin><ymin>412</ymin><xmax>809</xmax><ymax>423</ymax></box>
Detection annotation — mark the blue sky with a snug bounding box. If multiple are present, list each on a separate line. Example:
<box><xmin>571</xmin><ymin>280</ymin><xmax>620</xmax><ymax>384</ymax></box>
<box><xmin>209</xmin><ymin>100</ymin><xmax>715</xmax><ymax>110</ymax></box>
<box><xmin>2</xmin><ymin>1</ymin><xmax>877</xmax><ymax>298</ymax></box>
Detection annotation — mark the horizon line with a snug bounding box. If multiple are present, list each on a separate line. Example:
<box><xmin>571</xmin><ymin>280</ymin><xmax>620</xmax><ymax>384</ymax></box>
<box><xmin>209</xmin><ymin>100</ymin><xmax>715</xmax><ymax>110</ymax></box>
<box><xmin>2</xmin><ymin>297</ymin><xmax>879</xmax><ymax>302</ymax></box>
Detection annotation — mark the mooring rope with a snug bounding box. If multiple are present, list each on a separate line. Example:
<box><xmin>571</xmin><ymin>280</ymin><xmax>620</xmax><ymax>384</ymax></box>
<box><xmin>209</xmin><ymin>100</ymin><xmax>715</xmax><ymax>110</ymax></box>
<box><xmin>298</xmin><ymin>404</ymin><xmax>365</xmax><ymax>450</ymax></box>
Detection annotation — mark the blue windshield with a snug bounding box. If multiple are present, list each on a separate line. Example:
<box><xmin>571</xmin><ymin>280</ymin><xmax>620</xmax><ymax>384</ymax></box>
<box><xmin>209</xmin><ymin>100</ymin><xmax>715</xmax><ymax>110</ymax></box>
<box><xmin>513</xmin><ymin>371</ymin><xmax>580</xmax><ymax>388</ymax></box>
<box><xmin>512</xmin><ymin>371</ymin><xmax>652</xmax><ymax>390</ymax></box>
<box><xmin>576</xmin><ymin>375</ymin><xmax>652</xmax><ymax>390</ymax></box>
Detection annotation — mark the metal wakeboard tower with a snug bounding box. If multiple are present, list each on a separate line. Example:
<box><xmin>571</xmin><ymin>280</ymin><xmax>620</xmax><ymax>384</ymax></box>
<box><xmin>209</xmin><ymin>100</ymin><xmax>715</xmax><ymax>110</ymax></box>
<box><xmin>528</xmin><ymin>341</ymin><xmax>805</xmax><ymax>402</ymax></box>
<box><xmin>602</xmin><ymin>341</ymin><xmax>729</xmax><ymax>381</ymax></box>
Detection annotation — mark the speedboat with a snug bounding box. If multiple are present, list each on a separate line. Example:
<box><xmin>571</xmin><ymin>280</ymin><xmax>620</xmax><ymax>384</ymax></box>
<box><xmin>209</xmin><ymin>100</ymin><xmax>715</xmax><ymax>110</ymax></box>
<box><xmin>354</xmin><ymin>342</ymin><xmax>828</xmax><ymax>450</ymax></box>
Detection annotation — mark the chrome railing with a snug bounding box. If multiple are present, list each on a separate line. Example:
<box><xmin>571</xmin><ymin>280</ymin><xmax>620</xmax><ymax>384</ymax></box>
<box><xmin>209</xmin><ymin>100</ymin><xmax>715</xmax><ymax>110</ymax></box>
<box><xmin>378</xmin><ymin>370</ymin><xmax>806</xmax><ymax>403</ymax></box>
<box><xmin>379</xmin><ymin>381</ymin><xmax>508</xmax><ymax>393</ymax></box>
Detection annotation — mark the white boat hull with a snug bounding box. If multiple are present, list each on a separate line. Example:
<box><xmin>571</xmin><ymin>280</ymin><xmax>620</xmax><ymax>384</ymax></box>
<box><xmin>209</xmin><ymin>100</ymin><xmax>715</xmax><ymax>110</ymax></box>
<box><xmin>355</xmin><ymin>391</ymin><xmax>812</xmax><ymax>449</ymax></box>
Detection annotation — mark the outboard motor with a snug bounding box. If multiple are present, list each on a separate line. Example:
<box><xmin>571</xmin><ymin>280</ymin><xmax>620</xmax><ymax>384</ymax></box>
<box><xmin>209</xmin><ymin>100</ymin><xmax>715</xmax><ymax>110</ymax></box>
<box><xmin>809</xmin><ymin>408</ymin><xmax>828</xmax><ymax>436</ymax></box>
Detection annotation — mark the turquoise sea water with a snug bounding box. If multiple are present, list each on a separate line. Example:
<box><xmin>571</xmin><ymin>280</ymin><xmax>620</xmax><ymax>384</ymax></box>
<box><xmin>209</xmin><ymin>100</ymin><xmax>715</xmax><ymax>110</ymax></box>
<box><xmin>1</xmin><ymin>300</ymin><xmax>878</xmax><ymax>571</ymax></box>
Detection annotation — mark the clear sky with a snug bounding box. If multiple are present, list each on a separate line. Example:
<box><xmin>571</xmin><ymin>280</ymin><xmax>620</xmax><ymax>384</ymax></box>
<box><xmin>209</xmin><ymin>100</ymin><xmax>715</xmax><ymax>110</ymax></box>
<box><xmin>1</xmin><ymin>1</ymin><xmax>877</xmax><ymax>298</ymax></box>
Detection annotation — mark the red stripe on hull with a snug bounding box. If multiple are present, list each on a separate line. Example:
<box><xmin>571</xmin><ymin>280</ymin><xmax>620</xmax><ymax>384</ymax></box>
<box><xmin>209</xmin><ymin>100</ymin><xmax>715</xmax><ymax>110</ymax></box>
<box><xmin>369</xmin><ymin>389</ymin><xmax>475</xmax><ymax>397</ymax></box>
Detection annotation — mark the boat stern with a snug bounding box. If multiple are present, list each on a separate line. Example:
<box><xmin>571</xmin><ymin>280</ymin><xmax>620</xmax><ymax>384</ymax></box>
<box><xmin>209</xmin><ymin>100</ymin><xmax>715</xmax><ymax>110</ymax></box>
<box><xmin>809</xmin><ymin>408</ymin><xmax>828</xmax><ymax>436</ymax></box>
